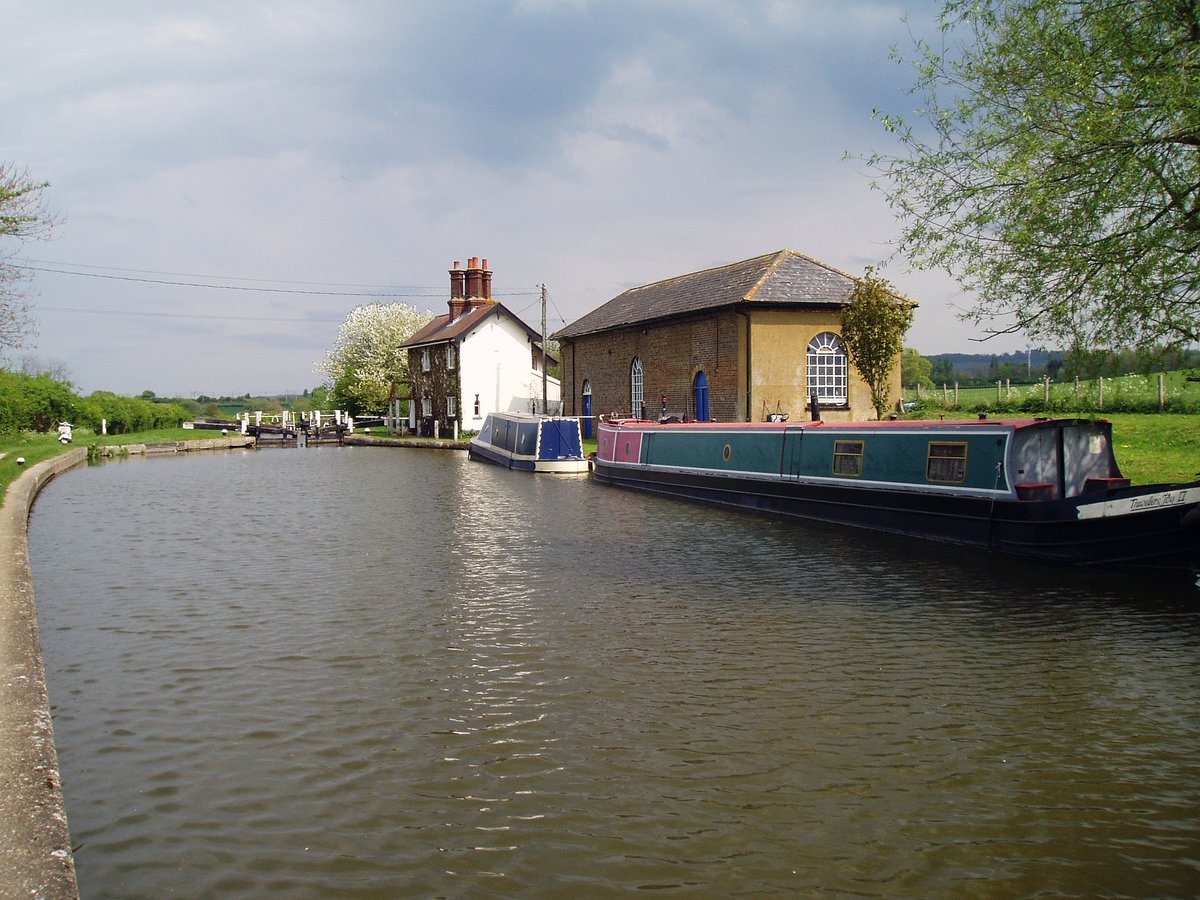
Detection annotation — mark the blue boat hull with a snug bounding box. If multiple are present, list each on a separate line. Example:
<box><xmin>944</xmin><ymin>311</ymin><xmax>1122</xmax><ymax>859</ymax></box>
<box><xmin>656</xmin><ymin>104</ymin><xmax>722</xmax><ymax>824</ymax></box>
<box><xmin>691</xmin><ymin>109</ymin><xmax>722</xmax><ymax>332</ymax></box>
<box><xmin>469</xmin><ymin>414</ymin><xmax>589</xmax><ymax>474</ymax></box>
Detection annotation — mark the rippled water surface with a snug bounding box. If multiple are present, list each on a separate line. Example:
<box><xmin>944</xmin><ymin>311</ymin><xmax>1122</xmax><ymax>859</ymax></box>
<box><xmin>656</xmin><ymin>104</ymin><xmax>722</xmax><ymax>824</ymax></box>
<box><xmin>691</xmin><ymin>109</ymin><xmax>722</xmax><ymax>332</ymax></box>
<box><xmin>29</xmin><ymin>446</ymin><xmax>1200</xmax><ymax>897</ymax></box>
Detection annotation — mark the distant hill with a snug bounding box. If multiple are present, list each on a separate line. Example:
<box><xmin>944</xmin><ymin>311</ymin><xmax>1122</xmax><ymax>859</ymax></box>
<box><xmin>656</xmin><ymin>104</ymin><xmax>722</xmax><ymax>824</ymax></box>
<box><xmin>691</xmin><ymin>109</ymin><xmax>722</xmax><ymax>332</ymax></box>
<box><xmin>926</xmin><ymin>350</ymin><xmax>1063</xmax><ymax>378</ymax></box>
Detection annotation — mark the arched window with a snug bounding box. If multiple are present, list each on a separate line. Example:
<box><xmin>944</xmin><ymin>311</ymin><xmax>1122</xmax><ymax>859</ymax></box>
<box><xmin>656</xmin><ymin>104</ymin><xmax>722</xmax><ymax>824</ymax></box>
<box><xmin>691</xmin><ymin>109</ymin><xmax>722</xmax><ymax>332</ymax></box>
<box><xmin>806</xmin><ymin>332</ymin><xmax>848</xmax><ymax>406</ymax></box>
<box><xmin>631</xmin><ymin>357</ymin><xmax>644</xmax><ymax>418</ymax></box>
<box><xmin>693</xmin><ymin>371</ymin><xmax>710</xmax><ymax>422</ymax></box>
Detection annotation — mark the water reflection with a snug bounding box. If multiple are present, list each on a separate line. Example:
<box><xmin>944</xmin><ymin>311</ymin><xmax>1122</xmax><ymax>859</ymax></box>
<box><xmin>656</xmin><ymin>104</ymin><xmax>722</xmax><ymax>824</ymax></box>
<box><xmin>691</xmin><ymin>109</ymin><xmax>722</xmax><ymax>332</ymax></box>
<box><xmin>28</xmin><ymin>448</ymin><xmax>1200</xmax><ymax>897</ymax></box>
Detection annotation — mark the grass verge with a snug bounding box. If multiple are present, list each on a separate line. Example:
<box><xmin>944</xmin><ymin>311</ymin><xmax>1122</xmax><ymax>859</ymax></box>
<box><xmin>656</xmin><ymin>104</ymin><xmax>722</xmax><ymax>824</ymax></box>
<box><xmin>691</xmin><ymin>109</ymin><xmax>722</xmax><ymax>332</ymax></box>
<box><xmin>1102</xmin><ymin>414</ymin><xmax>1200</xmax><ymax>485</ymax></box>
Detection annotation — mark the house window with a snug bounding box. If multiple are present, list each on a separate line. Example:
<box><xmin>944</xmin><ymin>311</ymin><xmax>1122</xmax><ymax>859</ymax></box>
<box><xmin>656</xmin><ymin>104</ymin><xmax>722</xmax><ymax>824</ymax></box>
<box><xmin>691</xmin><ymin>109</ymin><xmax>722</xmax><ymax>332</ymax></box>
<box><xmin>807</xmin><ymin>332</ymin><xmax>848</xmax><ymax>406</ymax></box>
<box><xmin>927</xmin><ymin>442</ymin><xmax>968</xmax><ymax>483</ymax></box>
<box><xmin>631</xmin><ymin>357</ymin><xmax>644</xmax><ymax>418</ymax></box>
<box><xmin>447</xmin><ymin>395</ymin><xmax>457</xmax><ymax>417</ymax></box>
<box><xmin>833</xmin><ymin>440</ymin><xmax>865</xmax><ymax>477</ymax></box>
<box><xmin>421</xmin><ymin>396</ymin><xmax>432</xmax><ymax>418</ymax></box>
<box><xmin>474</xmin><ymin>394</ymin><xmax>481</xmax><ymax>417</ymax></box>
<box><xmin>447</xmin><ymin>344</ymin><xmax>456</xmax><ymax>370</ymax></box>
<box><xmin>421</xmin><ymin>349</ymin><xmax>431</xmax><ymax>372</ymax></box>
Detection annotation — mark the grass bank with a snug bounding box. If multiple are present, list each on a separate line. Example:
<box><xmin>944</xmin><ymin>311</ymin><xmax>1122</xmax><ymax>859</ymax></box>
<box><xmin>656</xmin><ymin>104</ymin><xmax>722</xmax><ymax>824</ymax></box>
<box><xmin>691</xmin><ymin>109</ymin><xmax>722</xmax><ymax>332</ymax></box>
<box><xmin>1099</xmin><ymin>414</ymin><xmax>1200</xmax><ymax>484</ymax></box>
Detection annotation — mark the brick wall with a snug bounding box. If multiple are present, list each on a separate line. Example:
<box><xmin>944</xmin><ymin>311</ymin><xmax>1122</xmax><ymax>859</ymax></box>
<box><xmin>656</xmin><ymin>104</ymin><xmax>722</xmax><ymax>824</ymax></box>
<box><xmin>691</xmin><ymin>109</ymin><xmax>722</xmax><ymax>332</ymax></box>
<box><xmin>560</xmin><ymin>306</ymin><xmax>895</xmax><ymax>424</ymax></box>
<box><xmin>560</xmin><ymin>310</ymin><xmax>745</xmax><ymax>422</ymax></box>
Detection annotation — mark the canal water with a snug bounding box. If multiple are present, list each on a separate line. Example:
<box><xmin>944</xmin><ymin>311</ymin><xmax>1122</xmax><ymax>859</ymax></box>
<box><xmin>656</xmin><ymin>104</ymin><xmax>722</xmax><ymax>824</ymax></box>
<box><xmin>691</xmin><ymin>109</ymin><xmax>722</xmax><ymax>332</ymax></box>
<box><xmin>28</xmin><ymin>447</ymin><xmax>1200</xmax><ymax>898</ymax></box>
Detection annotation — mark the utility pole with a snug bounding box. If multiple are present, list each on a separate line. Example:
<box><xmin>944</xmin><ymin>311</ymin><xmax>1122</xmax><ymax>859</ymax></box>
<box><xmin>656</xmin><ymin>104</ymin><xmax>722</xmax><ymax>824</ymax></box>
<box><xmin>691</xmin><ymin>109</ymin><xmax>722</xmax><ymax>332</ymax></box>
<box><xmin>541</xmin><ymin>283</ymin><xmax>548</xmax><ymax>414</ymax></box>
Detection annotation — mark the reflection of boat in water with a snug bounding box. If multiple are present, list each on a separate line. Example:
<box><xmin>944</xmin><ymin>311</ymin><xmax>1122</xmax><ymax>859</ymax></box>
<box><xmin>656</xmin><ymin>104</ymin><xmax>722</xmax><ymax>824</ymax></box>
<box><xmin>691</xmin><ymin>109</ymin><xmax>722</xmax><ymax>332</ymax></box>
<box><xmin>469</xmin><ymin>412</ymin><xmax>589</xmax><ymax>473</ymax></box>
<box><xmin>595</xmin><ymin>416</ymin><xmax>1200</xmax><ymax>571</ymax></box>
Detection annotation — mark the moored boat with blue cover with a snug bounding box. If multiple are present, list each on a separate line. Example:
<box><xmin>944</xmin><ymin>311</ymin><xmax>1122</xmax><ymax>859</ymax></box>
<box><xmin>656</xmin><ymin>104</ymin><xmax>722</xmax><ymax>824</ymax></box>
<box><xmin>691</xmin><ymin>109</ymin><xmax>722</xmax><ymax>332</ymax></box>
<box><xmin>595</xmin><ymin>416</ymin><xmax>1200</xmax><ymax>571</ymax></box>
<box><xmin>470</xmin><ymin>412</ymin><xmax>589</xmax><ymax>473</ymax></box>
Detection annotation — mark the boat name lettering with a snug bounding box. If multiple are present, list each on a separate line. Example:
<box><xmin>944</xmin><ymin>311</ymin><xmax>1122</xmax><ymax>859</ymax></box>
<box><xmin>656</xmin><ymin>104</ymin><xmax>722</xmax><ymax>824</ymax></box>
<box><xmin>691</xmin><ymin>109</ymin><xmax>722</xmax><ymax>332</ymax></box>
<box><xmin>1130</xmin><ymin>491</ymin><xmax>1189</xmax><ymax>511</ymax></box>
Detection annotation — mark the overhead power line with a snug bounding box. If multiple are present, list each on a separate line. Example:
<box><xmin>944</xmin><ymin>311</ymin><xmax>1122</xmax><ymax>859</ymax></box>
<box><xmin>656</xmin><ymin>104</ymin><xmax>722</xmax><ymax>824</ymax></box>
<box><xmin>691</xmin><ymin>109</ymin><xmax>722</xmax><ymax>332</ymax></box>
<box><xmin>14</xmin><ymin>259</ymin><xmax>540</xmax><ymax>298</ymax></box>
<box><xmin>37</xmin><ymin>305</ymin><xmax>342</xmax><ymax>323</ymax></box>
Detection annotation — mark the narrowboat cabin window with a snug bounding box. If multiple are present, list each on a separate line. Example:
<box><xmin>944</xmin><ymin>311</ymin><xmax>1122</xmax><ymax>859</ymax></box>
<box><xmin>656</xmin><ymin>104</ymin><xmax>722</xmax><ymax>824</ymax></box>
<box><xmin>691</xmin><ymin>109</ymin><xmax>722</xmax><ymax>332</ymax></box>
<box><xmin>832</xmin><ymin>440</ymin><xmax>865</xmax><ymax>477</ymax></box>
<box><xmin>927</xmin><ymin>442</ymin><xmax>968</xmax><ymax>483</ymax></box>
<box><xmin>516</xmin><ymin>421</ymin><xmax>539</xmax><ymax>456</ymax></box>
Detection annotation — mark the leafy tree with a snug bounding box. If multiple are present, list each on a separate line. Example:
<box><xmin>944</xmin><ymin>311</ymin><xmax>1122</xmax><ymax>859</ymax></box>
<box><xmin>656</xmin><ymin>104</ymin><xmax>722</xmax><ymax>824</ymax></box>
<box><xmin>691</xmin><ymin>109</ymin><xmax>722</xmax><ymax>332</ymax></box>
<box><xmin>930</xmin><ymin>356</ymin><xmax>956</xmax><ymax>384</ymax></box>
<box><xmin>316</xmin><ymin>302</ymin><xmax>432</xmax><ymax>415</ymax></box>
<box><xmin>865</xmin><ymin>0</ymin><xmax>1200</xmax><ymax>350</ymax></box>
<box><xmin>0</xmin><ymin>369</ymin><xmax>76</xmax><ymax>433</ymax></box>
<box><xmin>1</xmin><ymin>164</ymin><xmax>55</xmax><ymax>353</ymax></box>
<box><xmin>840</xmin><ymin>268</ymin><xmax>914</xmax><ymax>419</ymax></box>
<box><xmin>901</xmin><ymin>347</ymin><xmax>934</xmax><ymax>389</ymax></box>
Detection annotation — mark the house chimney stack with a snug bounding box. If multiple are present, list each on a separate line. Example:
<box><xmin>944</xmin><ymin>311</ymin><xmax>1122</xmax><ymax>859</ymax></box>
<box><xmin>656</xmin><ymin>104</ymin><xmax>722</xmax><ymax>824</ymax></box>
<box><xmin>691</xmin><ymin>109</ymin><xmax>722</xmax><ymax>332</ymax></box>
<box><xmin>449</xmin><ymin>256</ymin><xmax>494</xmax><ymax>321</ymax></box>
<box><xmin>465</xmin><ymin>257</ymin><xmax>484</xmax><ymax>299</ymax></box>
<box><xmin>448</xmin><ymin>260</ymin><xmax>467</xmax><ymax>320</ymax></box>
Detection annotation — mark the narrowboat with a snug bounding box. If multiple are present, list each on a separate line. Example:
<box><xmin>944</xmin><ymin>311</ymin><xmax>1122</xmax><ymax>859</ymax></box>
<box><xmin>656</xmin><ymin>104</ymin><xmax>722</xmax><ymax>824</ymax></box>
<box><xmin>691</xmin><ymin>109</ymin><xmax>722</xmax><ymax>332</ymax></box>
<box><xmin>594</xmin><ymin>417</ymin><xmax>1200</xmax><ymax>571</ymax></box>
<box><xmin>469</xmin><ymin>412</ymin><xmax>590</xmax><ymax>473</ymax></box>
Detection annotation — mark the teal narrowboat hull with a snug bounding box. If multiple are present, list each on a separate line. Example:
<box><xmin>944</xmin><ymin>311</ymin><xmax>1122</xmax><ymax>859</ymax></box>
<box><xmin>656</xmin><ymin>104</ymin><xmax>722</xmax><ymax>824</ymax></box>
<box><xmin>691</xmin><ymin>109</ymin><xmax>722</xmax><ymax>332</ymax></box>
<box><xmin>594</xmin><ymin>418</ymin><xmax>1200</xmax><ymax>571</ymax></box>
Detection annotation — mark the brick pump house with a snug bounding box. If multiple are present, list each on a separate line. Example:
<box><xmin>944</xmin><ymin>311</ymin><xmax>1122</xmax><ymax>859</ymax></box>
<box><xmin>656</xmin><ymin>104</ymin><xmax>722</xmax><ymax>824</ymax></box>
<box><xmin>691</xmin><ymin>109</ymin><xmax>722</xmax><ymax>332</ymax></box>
<box><xmin>552</xmin><ymin>249</ymin><xmax>905</xmax><ymax>432</ymax></box>
<box><xmin>399</xmin><ymin>257</ymin><xmax>559</xmax><ymax>437</ymax></box>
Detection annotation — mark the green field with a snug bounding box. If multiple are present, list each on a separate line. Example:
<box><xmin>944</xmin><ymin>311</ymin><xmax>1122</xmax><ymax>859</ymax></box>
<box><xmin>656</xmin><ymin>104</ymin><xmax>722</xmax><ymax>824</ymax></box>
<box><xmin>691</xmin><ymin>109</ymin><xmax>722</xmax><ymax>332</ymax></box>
<box><xmin>909</xmin><ymin>370</ymin><xmax>1200</xmax><ymax>414</ymax></box>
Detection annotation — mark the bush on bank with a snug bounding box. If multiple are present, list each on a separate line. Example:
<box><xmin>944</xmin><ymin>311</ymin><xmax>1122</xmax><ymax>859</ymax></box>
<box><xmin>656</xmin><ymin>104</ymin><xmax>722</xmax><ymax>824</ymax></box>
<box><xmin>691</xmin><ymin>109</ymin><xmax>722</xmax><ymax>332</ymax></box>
<box><xmin>0</xmin><ymin>371</ymin><xmax>189</xmax><ymax>436</ymax></box>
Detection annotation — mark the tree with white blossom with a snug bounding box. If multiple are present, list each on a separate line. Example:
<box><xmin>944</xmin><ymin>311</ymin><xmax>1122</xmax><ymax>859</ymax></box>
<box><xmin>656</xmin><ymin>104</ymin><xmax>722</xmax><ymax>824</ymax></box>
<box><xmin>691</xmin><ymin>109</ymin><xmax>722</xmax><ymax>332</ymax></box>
<box><xmin>317</xmin><ymin>302</ymin><xmax>433</xmax><ymax>414</ymax></box>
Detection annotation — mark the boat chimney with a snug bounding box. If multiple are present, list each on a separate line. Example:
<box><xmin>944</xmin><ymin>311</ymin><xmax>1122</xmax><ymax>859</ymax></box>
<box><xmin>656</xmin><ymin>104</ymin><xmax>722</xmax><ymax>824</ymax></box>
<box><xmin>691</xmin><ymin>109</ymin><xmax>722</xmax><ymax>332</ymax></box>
<box><xmin>809</xmin><ymin>392</ymin><xmax>821</xmax><ymax>422</ymax></box>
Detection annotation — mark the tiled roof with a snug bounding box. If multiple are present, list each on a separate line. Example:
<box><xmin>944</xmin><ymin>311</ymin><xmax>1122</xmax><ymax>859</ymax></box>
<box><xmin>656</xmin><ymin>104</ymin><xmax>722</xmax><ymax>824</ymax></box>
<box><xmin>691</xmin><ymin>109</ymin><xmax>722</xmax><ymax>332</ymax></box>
<box><xmin>400</xmin><ymin>301</ymin><xmax>541</xmax><ymax>348</ymax></box>
<box><xmin>553</xmin><ymin>249</ymin><xmax>863</xmax><ymax>340</ymax></box>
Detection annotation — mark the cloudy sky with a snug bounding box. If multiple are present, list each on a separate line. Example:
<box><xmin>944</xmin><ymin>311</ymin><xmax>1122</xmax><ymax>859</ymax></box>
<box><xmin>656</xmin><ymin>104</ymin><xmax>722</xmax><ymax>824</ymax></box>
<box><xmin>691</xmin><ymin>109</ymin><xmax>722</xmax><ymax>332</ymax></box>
<box><xmin>3</xmin><ymin>0</ymin><xmax>1025</xmax><ymax>398</ymax></box>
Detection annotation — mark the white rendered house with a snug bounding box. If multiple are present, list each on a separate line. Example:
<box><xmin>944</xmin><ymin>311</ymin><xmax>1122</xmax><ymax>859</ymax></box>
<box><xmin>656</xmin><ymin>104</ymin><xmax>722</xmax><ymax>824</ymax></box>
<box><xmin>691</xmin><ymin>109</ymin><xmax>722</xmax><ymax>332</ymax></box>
<box><xmin>399</xmin><ymin>257</ymin><xmax>560</xmax><ymax>436</ymax></box>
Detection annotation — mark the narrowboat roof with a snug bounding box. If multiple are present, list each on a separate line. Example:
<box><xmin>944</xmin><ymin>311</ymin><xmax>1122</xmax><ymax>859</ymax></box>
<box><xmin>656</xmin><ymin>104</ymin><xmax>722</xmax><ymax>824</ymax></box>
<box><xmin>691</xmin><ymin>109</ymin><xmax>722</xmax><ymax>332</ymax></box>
<box><xmin>486</xmin><ymin>412</ymin><xmax>579</xmax><ymax>421</ymax></box>
<box><xmin>604</xmin><ymin>417</ymin><xmax>1105</xmax><ymax>432</ymax></box>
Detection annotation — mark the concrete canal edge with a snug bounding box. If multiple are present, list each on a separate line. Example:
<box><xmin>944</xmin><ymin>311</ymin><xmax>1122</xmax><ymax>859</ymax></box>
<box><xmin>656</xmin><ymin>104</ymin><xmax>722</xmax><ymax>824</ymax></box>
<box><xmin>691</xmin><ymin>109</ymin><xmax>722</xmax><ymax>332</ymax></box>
<box><xmin>343</xmin><ymin>434</ymin><xmax>469</xmax><ymax>450</ymax></box>
<box><xmin>0</xmin><ymin>448</ymin><xmax>86</xmax><ymax>899</ymax></box>
<box><xmin>92</xmin><ymin>434</ymin><xmax>257</xmax><ymax>456</ymax></box>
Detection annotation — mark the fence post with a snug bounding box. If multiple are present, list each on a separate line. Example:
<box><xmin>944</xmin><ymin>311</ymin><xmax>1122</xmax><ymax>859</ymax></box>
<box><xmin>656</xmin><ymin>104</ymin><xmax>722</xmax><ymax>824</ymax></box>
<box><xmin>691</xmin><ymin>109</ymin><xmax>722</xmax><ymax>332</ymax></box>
<box><xmin>1159</xmin><ymin>373</ymin><xmax>1166</xmax><ymax>412</ymax></box>
<box><xmin>1044</xmin><ymin>375</ymin><xmax>1050</xmax><ymax>405</ymax></box>
<box><xmin>997</xmin><ymin>380</ymin><xmax>1002</xmax><ymax>402</ymax></box>
<box><xmin>1099</xmin><ymin>377</ymin><xmax>1104</xmax><ymax>409</ymax></box>
<box><xmin>955</xmin><ymin>382</ymin><xmax>960</xmax><ymax>406</ymax></box>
